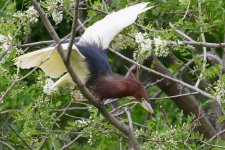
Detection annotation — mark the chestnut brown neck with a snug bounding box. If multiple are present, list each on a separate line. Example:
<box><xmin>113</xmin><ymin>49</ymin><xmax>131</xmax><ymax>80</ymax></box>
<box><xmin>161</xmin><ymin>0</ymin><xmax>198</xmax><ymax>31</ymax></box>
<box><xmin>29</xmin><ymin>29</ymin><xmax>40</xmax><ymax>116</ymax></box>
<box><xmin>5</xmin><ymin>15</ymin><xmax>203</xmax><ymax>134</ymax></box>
<box><xmin>93</xmin><ymin>74</ymin><xmax>136</xmax><ymax>100</ymax></box>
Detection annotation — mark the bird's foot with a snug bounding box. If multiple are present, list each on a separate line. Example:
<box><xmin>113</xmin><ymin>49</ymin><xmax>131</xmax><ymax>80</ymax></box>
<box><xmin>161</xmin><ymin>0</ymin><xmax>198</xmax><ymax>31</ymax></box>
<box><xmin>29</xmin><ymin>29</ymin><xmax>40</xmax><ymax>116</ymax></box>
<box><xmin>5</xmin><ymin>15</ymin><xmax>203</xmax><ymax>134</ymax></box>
<box><xmin>98</xmin><ymin>99</ymin><xmax>104</xmax><ymax>108</ymax></box>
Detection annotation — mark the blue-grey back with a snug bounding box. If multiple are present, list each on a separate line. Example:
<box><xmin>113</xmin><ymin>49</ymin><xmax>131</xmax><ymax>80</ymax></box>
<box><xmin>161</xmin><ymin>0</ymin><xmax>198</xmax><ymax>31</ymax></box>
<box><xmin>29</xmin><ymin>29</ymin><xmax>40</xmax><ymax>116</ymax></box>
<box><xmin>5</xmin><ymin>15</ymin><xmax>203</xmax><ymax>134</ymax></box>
<box><xmin>76</xmin><ymin>42</ymin><xmax>112</xmax><ymax>86</ymax></box>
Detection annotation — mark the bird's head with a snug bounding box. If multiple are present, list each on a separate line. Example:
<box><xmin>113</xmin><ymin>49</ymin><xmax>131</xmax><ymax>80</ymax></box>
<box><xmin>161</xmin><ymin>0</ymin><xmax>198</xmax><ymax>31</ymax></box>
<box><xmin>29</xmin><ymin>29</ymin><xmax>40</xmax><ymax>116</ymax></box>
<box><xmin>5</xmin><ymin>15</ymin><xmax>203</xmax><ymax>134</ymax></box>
<box><xmin>126</xmin><ymin>73</ymin><xmax>154</xmax><ymax>115</ymax></box>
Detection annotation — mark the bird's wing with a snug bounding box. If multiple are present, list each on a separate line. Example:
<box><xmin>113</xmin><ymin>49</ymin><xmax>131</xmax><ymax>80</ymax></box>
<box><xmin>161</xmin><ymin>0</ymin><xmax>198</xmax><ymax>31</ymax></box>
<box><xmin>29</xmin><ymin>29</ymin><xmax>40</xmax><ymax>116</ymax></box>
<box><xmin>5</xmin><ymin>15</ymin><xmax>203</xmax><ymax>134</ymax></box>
<box><xmin>78</xmin><ymin>2</ymin><xmax>154</xmax><ymax>49</ymax></box>
<box><xmin>14</xmin><ymin>43</ymin><xmax>90</xmax><ymax>84</ymax></box>
<box><xmin>50</xmin><ymin>73</ymin><xmax>74</xmax><ymax>89</ymax></box>
<box><xmin>15</xmin><ymin>46</ymin><xmax>66</xmax><ymax>78</ymax></box>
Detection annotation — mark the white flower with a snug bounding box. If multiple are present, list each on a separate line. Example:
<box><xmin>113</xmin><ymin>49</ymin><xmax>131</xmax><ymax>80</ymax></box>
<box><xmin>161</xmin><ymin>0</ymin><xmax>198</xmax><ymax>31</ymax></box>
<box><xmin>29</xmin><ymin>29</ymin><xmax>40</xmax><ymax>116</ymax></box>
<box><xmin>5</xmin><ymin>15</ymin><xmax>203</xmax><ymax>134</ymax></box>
<box><xmin>0</xmin><ymin>34</ymin><xmax>6</xmax><ymax>42</ymax></box>
<box><xmin>135</xmin><ymin>32</ymin><xmax>152</xmax><ymax>51</ymax></box>
<box><xmin>154</xmin><ymin>37</ymin><xmax>162</xmax><ymax>46</ymax></box>
<box><xmin>77</xmin><ymin>119</ymin><xmax>88</xmax><ymax>126</ymax></box>
<box><xmin>134</xmin><ymin>32</ymin><xmax>153</xmax><ymax>62</ymax></box>
<box><xmin>43</xmin><ymin>78</ymin><xmax>57</xmax><ymax>95</ymax></box>
<box><xmin>177</xmin><ymin>40</ymin><xmax>183</xmax><ymax>45</ymax></box>
<box><xmin>135</xmin><ymin>32</ymin><xmax>145</xmax><ymax>43</ymax></box>
<box><xmin>153</xmin><ymin>36</ymin><xmax>169</xmax><ymax>57</ymax></box>
<box><xmin>45</xmin><ymin>0</ymin><xmax>64</xmax><ymax>24</ymax></box>
<box><xmin>0</xmin><ymin>34</ymin><xmax>13</xmax><ymax>52</ymax></box>
<box><xmin>26</xmin><ymin>6</ymin><xmax>38</xmax><ymax>23</ymax></box>
<box><xmin>214</xmin><ymin>80</ymin><xmax>225</xmax><ymax>104</ymax></box>
<box><xmin>13</xmin><ymin>6</ymin><xmax>38</xmax><ymax>24</ymax></box>
<box><xmin>142</xmin><ymin>38</ymin><xmax>152</xmax><ymax>51</ymax></box>
<box><xmin>52</xmin><ymin>10</ymin><xmax>63</xmax><ymax>24</ymax></box>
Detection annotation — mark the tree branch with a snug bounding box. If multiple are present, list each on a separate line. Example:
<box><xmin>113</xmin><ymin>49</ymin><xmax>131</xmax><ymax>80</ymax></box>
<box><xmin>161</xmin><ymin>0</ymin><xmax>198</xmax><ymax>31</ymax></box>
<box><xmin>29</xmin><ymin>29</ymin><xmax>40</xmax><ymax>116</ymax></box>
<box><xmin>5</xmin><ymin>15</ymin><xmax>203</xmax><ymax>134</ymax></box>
<box><xmin>182</xmin><ymin>41</ymin><xmax>225</xmax><ymax>48</ymax></box>
<box><xmin>0</xmin><ymin>140</ymin><xmax>15</xmax><ymax>150</ymax></box>
<box><xmin>67</xmin><ymin>0</ymin><xmax>80</xmax><ymax>64</ymax></box>
<box><xmin>195</xmin><ymin>0</ymin><xmax>207</xmax><ymax>87</ymax></box>
<box><xmin>60</xmin><ymin>134</ymin><xmax>82</xmax><ymax>150</ymax></box>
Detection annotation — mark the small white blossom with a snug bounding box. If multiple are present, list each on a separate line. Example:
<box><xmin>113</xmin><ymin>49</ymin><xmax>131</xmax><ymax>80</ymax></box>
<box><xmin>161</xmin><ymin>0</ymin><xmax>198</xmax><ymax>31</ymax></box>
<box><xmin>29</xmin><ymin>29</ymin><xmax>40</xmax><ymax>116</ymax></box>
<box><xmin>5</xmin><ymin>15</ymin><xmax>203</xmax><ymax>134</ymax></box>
<box><xmin>43</xmin><ymin>78</ymin><xmax>57</xmax><ymax>95</ymax></box>
<box><xmin>154</xmin><ymin>36</ymin><xmax>162</xmax><ymax>46</ymax></box>
<box><xmin>135</xmin><ymin>32</ymin><xmax>145</xmax><ymax>43</ymax></box>
<box><xmin>52</xmin><ymin>10</ymin><xmax>63</xmax><ymax>25</ymax></box>
<box><xmin>88</xmin><ymin>138</ymin><xmax>93</xmax><ymax>145</ymax></box>
<box><xmin>139</xmin><ymin>38</ymin><xmax>152</xmax><ymax>51</ymax></box>
<box><xmin>153</xmin><ymin>36</ymin><xmax>169</xmax><ymax>57</ymax></box>
<box><xmin>144</xmin><ymin>38</ymin><xmax>152</xmax><ymax>50</ymax></box>
<box><xmin>0</xmin><ymin>34</ymin><xmax>6</xmax><ymax>42</ymax></box>
<box><xmin>45</xmin><ymin>0</ymin><xmax>64</xmax><ymax>24</ymax></box>
<box><xmin>87</xmin><ymin>132</ymin><xmax>93</xmax><ymax>145</ymax></box>
<box><xmin>77</xmin><ymin>119</ymin><xmax>89</xmax><ymax>126</ymax></box>
<box><xmin>134</xmin><ymin>32</ymin><xmax>153</xmax><ymax>62</ymax></box>
<box><xmin>0</xmin><ymin>34</ymin><xmax>13</xmax><ymax>52</ymax></box>
<box><xmin>13</xmin><ymin>6</ymin><xmax>38</xmax><ymax>24</ymax></box>
<box><xmin>26</xmin><ymin>6</ymin><xmax>38</xmax><ymax>23</ymax></box>
<box><xmin>177</xmin><ymin>40</ymin><xmax>183</xmax><ymax>45</ymax></box>
<box><xmin>214</xmin><ymin>80</ymin><xmax>225</xmax><ymax>104</ymax></box>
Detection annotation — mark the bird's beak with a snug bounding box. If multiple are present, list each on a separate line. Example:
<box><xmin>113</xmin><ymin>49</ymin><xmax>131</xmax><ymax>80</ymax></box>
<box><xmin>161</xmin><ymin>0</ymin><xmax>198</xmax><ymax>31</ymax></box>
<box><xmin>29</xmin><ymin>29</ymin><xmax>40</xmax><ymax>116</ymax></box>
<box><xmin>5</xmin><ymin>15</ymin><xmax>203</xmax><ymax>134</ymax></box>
<box><xmin>140</xmin><ymin>99</ymin><xmax>154</xmax><ymax>115</ymax></box>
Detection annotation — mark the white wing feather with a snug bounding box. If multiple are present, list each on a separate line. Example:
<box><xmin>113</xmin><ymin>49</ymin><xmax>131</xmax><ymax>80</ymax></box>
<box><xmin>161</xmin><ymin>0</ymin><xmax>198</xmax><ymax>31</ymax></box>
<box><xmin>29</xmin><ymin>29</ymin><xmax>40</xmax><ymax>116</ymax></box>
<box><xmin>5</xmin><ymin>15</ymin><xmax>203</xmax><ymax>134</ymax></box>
<box><xmin>15</xmin><ymin>43</ymin><xmax>90</xmax><ymax>85</ymax></box>
<box><xmin>50</xmin><ymin>73</ymin><xmax>74</xmax><ymax>89</ymax></box>
<box><xmin>79</xmin><ymin>2</ymin><xmax>153</xmax><ymax>49</ymax></box>
<box><xmin>15</xmin><ymin>46</ymin><xmax>66</xmax><ymax>78</ymax></box>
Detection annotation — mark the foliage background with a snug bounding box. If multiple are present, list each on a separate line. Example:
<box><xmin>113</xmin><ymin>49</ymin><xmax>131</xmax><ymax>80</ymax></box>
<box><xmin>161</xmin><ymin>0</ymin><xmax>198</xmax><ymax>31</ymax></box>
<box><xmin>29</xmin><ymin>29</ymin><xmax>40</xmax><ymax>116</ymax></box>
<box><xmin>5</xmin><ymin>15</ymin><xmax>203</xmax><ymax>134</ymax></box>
<box><xmin>1</xmin><ymin>0</ymin><xmax>225</xmax><ymax>149</ymax></box>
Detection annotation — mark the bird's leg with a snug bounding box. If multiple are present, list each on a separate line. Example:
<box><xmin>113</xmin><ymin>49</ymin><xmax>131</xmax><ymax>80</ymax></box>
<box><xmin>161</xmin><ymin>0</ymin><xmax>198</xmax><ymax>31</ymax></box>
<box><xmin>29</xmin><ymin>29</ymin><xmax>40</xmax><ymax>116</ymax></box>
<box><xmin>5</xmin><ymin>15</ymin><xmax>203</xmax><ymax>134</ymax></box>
<box><xmin>93</xmin><ymin>94</ymin><xmax>104</xmax><ymax>108</ymax></box>
<box><xmin>98</xmin><ymin>98</ymin><xmax>105</xmax><ymax>108</ymax></box>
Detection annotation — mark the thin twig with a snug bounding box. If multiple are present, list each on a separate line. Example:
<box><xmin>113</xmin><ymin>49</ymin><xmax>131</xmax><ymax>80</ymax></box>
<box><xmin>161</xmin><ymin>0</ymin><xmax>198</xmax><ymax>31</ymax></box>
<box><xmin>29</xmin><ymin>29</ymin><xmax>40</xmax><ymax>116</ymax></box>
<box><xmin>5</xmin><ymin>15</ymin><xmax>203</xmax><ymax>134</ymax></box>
<box><xmin>182</xmin><ymin>0</ymin><xmax>191</xmax><ymax>20</ymax></box>
<box><xmin>174</xmin><ymin>53</ymin><xmax>222</xmax><ymax>78</ymax></box>
<box><xmin>0</xmin><ymin>140</ymin><xmax>15</xmax><ymax>150</ymax></box>
<box><xmin>124</xmin><ymin>107</ymin><xmax>133</xmax><ymax>131</ymax></box>
<box><xmin>52</xmin><ymin>100</ymin><xmax>74</xmax><ymax>126</ymax></box>
<box><xmin>67</xmin><ymin>0</ymin><xmax>80</xmax><ymax>63</ymax></box>
<box><xmin>53</xmin><ymin>106</ymin><xmax>90</xmax><ymax>112</ymax></box>
<box><xmin>0</xmin><ymin>0</ymin><xmax>11</xmax><ymax>12</ymax></box>
<box><xmin>199</xmin><ymin>140</ymin><xmax>225</xmax><ymax>149</ymax></box>
<box><xmin>101</xmin><ymin>0</ymin><xmax>109</xmax><ymax>14</ymax></box>
<box><xmin>119</xmin><ymin>137</ymin><xmax>123</xmax><ymax>150</ymax></box>
<box><xmin>0</xmin><ymin>115</ymin><xmax>33</xmax><ymax>150</ymax></box>
<box><xmin>182</xmin><ymin>41</ymin><xmax>225</xmax><ymax>48</ymax></box>
<box><xmin>60</xmin><ymin>134</ymin><xmax>82</xmax><ymax>150</ymax></box>
<box><xmin>144</xmin><ymin>79</ymin><xmax>164</xmax><ymax>88</ymax></box>
<box><xmin>109</xmin><ymin>48</ymin><xmax>214</xmax><ymax>99</ymax></box>
<box><xmin>149</xmin><ymin>92</ymin><xmax>199</xmax><ymax>100</ymax></box>
<box><xmin>111</xmin><ymin>102</ymin><xmax>138</xmax><ymax>114</ymax></box>
<box><xmin>20</xmin><ymin>40</ymin><xmax>59</xmax><ymax>48</ymax></box>
<box><xmin>195</xmin><ymin>0</ymin><xmax>207</xmax><ymax>87</ymax></box>
<box><xmin>169</xmin><ymin>23</ymin><xmax>194</xmax><ymax>41</ymax></box>
<box><xmin>160</xmin><ymin>106</ymin><xmax>170</xmax><ymax>127</ymax></box>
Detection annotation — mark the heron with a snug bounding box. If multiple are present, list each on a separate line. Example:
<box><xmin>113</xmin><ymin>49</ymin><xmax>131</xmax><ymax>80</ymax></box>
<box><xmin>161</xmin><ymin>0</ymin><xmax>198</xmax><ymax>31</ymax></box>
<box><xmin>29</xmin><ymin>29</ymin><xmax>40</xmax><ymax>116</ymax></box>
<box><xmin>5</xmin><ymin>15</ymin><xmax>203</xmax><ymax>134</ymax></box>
<box><xmin>15</xmin><ymin>2</ymin><xmax>154</xmax><ymax>114</ymax></box>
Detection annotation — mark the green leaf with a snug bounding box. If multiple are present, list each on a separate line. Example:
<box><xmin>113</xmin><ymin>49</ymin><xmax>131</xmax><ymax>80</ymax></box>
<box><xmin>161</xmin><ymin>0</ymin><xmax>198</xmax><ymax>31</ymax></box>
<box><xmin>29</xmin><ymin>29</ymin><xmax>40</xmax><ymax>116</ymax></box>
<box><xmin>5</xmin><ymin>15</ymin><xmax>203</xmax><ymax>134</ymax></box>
<box><xmin>218</xmin><ymin>115</ymin><xmax>225</xmax><ymax>123</ymax></box>
<box><xmin>55</xmin><ymin>101</ymin><xmax>62</xmax><ymax>107</ymax></box>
